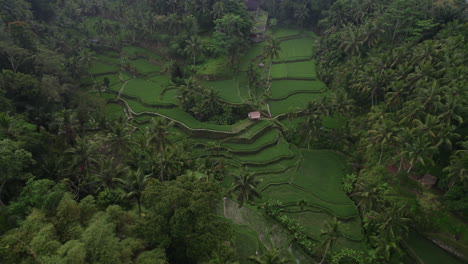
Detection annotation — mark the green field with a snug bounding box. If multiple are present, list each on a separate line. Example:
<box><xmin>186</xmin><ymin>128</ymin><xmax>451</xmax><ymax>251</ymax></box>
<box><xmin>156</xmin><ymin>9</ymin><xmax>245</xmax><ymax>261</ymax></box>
<box><xmin>270</xmin><ymin>60</ymin><xmax>317</xmax><ymax>79</ymax></box>
<box><xmin>269</xmin><ymin>92</ymin><xmax>326</xmax><ymax>117</ymax></box>
<box><xmin>275</xmin><ymin>38</ymin><xmax>316</xmax><ymax>61</ymax></box>
<box><xmin>128</xmin><ymin>58</ymin><xmax>161</xmax><ymax>74</ymax></box>
<box><xmin>202</xmin><ymin>79</ymin><xmax>246</xmax><ymax>104</ymax></box>
<box><xmin>89</xmin><ymin>61</ymin><xmax>119</xmax><ymax>74</ymax></box>
<box><xmin>85</xmin><ymin>28</ymin><xmax>371</xmax><ymax>258</ymax></box>
<box><xmin>121</xmin><ymin>78</ymin><xmax>176</xmax><ymax>105</ymax></box>
<box><xmin>292</xmin><ymin>151</ymin><xmax>353</xmax><ymax>204</ymax></box>
<box><xmin>272</xmin><ymin>28</ymin><xmax>302</xmax><ymax>38</ymax></box>
<box><xmin>105</xmin><ymin>103</ymin><xmax>126</xmax><ymax>120</ymax></box>
<box><xmin>270</xmin><ymin>80</ymin><xmax>326</xmax><ymax>99</ymax></box>
<box><xmin>122</xmin><ymin>46</ymin><xmax>162</xmax><ymax>60</ymax></box>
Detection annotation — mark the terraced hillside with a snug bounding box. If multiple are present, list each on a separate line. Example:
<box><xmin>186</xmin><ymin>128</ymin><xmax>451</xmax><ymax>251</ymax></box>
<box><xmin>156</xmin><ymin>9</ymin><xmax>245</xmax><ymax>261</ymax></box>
<box><xmin>86</xmin><ymin>27</ymin><xmax>364</xmax><ymax>258</ymax></box>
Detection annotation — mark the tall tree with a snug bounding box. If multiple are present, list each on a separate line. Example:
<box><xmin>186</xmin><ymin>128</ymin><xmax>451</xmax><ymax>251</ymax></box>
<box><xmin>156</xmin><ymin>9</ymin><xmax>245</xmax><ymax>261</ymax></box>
<box><xmin>318</xmin><ymin>217</ymin><xmax>342</xmax><ymax>264</ymax></box>
<box><xmin>184</xmin><ymin>36</ymin><xmax>202</xmax><ymax>67</ymax></box>
<box><xmin>263</xmin><ymin>38</ymin><xmax>282</xmax><ymax>90</ymax></box>
<box><xmin>123</xmin><ymin>168</ymin><xmax>149</xmax><ymax>214</ymax></box>
<box><xmin>229</xmin><ymin>169</ymin><xmax>261</xmax><ymax>207</ymax></box>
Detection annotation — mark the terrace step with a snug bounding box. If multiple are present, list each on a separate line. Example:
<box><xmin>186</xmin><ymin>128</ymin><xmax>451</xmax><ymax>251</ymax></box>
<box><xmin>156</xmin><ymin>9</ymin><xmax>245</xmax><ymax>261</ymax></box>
<box><xmin>193</xmin><ymin>138</ymin><xmax>295</xmax><ymax>168</ymax></box>
<box><xmin>192</xmin><ymin>129</ymin><xmax>281</xmax><ymax>155</ymax></box>
<box><xmin>250</xmin><ymin>145</ymin><xmax>302</xmax><ymax>175</ymax></box>
<box><xmin>119</xmin><ymin>93</ymin><xmax>177</xmax><ymax>108</ymax></box>
<box><xmin>224</xmin><ymin>120</ymin><xmax>274</xmax><ymax>144</ymax></box>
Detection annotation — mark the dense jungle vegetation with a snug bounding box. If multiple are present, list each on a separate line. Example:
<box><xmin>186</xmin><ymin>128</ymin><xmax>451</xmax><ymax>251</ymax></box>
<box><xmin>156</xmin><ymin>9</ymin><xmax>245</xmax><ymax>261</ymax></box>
<box><xmin>0</xmin><ymin>0</ymin><xmax>467</xmax><ymax>263</ymax></box>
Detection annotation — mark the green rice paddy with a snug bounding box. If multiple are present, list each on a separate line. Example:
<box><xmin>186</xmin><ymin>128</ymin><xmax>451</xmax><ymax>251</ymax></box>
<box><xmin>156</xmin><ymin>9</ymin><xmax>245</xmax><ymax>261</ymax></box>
<box><xmin>270</xmin><ymin>60</ymin><xmax>318</xmax><ymax>79</ymax></box>
<box><xmin>121</xmin><ymin>78</ymin><xmax>176</xmax><ymax>105</ymax></box>
<box><xmin>270</xmin><ymin>80</ymin><xmax>326</xmax><ymax>99</ymax></box>
<box><xmin>275</xmin><ymin>38</ymin><xmax>316</xmax><ymax>61</ymax></box>
<box><xmin>128</xmin><ymin>58</ymin><xmax>161</xmax><ymax>74</ymax></box>
<box><xmin>202</xmin><ymin>79</ymin><xmax>246</xmax><ymax>104</ymax></box>
<box><xmin>269</xmin><ymin>92</ymin><xmax>325</xmax><ymax>117</ymax></box>
<box><xmin>89</xmin><ymin>61</ymin><xmax>119</xmax><ymax>74</ymax></box>
<box><xmin>85</xmin><ymin>28</ymin><xmax>369</xmax><ymax>257</ymax></box>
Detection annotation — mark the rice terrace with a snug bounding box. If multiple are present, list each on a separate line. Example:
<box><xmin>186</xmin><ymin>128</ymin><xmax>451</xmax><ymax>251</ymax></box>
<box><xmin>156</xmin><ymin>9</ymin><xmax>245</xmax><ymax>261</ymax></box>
<box><xmin>87</xmin><ymin>24</ymin><xmax>367</xmax><ymax>260</ymax></box>
<box><xmin>0</xmin><ymin>0</ymin><xmax>467</xmax><ymax>263</ymax></box>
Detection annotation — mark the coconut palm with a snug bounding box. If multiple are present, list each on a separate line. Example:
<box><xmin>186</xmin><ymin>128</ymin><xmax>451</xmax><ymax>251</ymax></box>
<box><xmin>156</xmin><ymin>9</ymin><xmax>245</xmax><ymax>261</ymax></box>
<box><xmin>107</xmin><ymin>121</ymin><xmax>133</xmax><ymax>157</ymax></box>
<box><xmin>294</xmin><ymin>4</ymin><xmax>309</xmax><ymax>26</ymax></box>
<box><xmin>443</xmin><ymin>141</ymin><xmax>468</xmax><ymax>188</ymax></box>
<box><xmin>263</xmin><ymin>38</ymin><xmax>282</xmax><ymax>90</ymax></box>
<box><xmin>66</xmin><ymin>137</ymin><xmax>100</xmax><ymax>177</ymax></box>
<box><xmin>338</xmin><ymin>24</ymin><xmax>363</xmax><ymax>56</ymax></box>
<box><xmin>93</xmin><ymin>157</ymin><xmax>128</xmax><ymax>192</ymax></box>
<box><xmin>370</xmin><ymin>235</ymin><xmax>405</xmax><ymax>262</ymax></box>
<box><xmin>123</xmin><ymin>168</ymin><xmax>150</xmax><ymax>214</ymax></box>
<box><xmin>57</xmin><ymin>109</ymin><xmax>80</xmax><ymax>147</ymax></box>
<box><xmin>318</xmin><ymin>217</ymin><xmax>342</xmax><ymax>264</ymax></box>
<box><xmin>229</xmin><ymin>169</ymin><xmax>261</xmax><ymax>207</ymax></box>
<box><xmin>0</xmin><ymin>112</ymin><xmax>16</xmax><ymax>138</ymax></box>
<box><xmin>351</xmin><ymin>181</ymin><xmax>384</xmax><ymax>214</ymax></box>
<box><xmin>211</xmin><ymin>1</ymin><xmax>225</xmax><ymax>20</ymax></box>
<box><xmin>184</xmin><ymin>36</ymin><xmax>202</xmax><ymax>67</ymax></box>
<box><xmin>145</xmin><ymin>117</ymin><xmax>174</xmax><ymax>181</ymax></box>
<box><xmin>400</xmin><ymin>135</ymin><xmax>437</xmax><ymax>173</ymax></box>
<box><xmin>371</xmin><ymin>202</ymin><xmax>411</xmax><ymax>243</ymax></box>
<box><xmin>367</xmin><ymin>117</ymin><xmax>398</xmax><ymax>164</ymax></box>
<box><xmin>297</xmin><ymin>199</ymin><xmax>307</xmax><ymax>211</ymax></box>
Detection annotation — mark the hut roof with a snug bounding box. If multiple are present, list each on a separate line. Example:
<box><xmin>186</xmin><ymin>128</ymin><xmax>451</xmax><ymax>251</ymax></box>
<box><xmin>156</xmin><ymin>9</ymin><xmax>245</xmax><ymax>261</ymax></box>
<box><xmin>248</xmin><ymin>111</ymin><xmax>261</xmax><ymax>119</ymax></box>
<box><xmin>420</xmin><ymin>174</ymin><xmax>438</xmax><ymax>187</ymax></box>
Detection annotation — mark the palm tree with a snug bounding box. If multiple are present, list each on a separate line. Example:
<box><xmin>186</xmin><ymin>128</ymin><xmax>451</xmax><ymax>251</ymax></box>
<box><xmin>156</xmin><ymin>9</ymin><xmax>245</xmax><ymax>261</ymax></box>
<box><xmin>249</xmin><ymin>248</ymin><xmax>292</xmax><ymax>264</ymax></box>
<box><xmin>400</xmin><ymin>135</ymin><xmax>437</xmax><ymax>173</ymax></box>
<box><xmin>184</xmin><ymin>36</ymin><xmax>202</xmax><ymax>67</ymax></box>
<box><xmin>318</xmin><ymin>217</ymin><xmax>342</xmax><ymax>264</ymax></box>
<box><xmin>0</xmin><ymin>112</ymin><xmax>16</xmax><ymax>138</ymax></box>
<box><xmin>370</xmin><ymin>235</ymin><xmax>405</xmax><ymax>262</ymax></box>
<box><xmin>263</xmin><ymin>38</ymin><xmax>282</xmax><ymax>90</ymax></box>
<box><xmin>211</xmin><ymin>1</ymin><xmax>225</xmax><ymax>20</ymax></box>
<box><xmin>297</xmin><ymin>199</ymin><xmax>307</xmax><ymax>211</ymax></box>
<box><xmin>107</xmin><ymin>121</ymin><xmax>133</xmax><ymax>157</ymax></box>
<box><xmin>65</xmin><ymin>137</ymin><xmax>101</xmax><ymax>196</ymax></box>
<box><xmin>145</xmin><ymin>118</ymin><xmax>174</xmax><ymax>181</ymax></box>
<box><xmin>351</xmin><ymin>181</ymin><xmax>384</xmax><ymax>214</ymax></box>
<box><xmin>372</xmin><ymin>202</ymin><xmax>411</xmax><ymax>243</ymax></box>
<box><xmin>367</xmin><ymin>117</ymin><xmax>398</xmax><ymax>164</ymax></box>
<box><xmin>66</xmin><ymin>137</ymin><xmax>100</xmax><ymax>177</ymax></box>
<box><xmin>123</xmin><ymin>168</ymin><xmax>150</xmax><ymax>214</ymax></box>
<box><xmin>229</xmin><ymin>169</ymin><xmax>261</xmax><ymax>207</ymax></box>
<box><xmin>57</xmin><ymin>109</ymin><xmax>80</xmax><ymax>147</ymax></box>
<box><xmin>294</xmin><ymin>4</ymin><xmax>309</xmax><ymax>26</ymax></box>
<box><xmin>93</xmin><ymin>157</ymin><xmax>128</xmax><ymax>192</ymax></box>
<box><xmin>443</xmin><ymin>141</ymin><xmax>468</xmax><ymax>188</ymax></box>
<box><xmin>338</xmin><ymin>24</ymin><xmax>363</xmax><ymax>56</ymax></box>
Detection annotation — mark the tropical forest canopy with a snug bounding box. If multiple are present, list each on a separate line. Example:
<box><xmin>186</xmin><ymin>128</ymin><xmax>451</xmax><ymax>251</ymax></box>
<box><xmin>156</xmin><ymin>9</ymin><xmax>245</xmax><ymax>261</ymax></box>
<box><xmin>0</xmin><ymin>0</ymin><xmax>467</xmax><ymax>263</ymax></box>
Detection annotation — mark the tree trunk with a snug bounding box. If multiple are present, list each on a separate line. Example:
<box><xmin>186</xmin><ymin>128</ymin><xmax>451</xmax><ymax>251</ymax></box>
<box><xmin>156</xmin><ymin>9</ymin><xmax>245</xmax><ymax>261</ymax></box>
<box><xmin>378</xmin><ymin>145</ymin><xmax>384</xmax><ymax>165</ymax></box>
<box><xmin>8</xmin><ymin>56</ymin><xmax>18</xmax><ymax>73</ymax></box>
<box><xmin>406</xmin><ymin>163</ymin><xmax>413</xmax><ymax>174</ymax></box>
<box><xmin>160</xmin><ymin>155</ymin><xmax>164</xmax><ymax>182</ymax></box>
<box><xmin>319</xmin><ymin>242</ymin><xmax>330</xmax><ymax>264</ymax></box>
<box><xmin>398</xmin><ymin>157</ymin><xmax>403</xmax><ymax>172</ymax></box>
<box><xmin>267</xmin><ymin>61</ymin><xmax>272</xmax><ymax>90</ymax></box>
<box><xmin>0</xmin><ymin>181</ymin><xmax>6</xmax><ymax>206</ymax></box>
<box><xmin>137</xmin><ymin>196</ymin><xmax>142</xmax><ymax>214</ymax></box>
